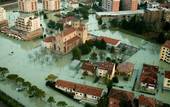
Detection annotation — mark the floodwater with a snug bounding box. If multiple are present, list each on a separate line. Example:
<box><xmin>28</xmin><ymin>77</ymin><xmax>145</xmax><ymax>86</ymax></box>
<box><xmin>0</xmin><ymin>5</ymin><xmax>170</xmax><ymax>107</ymax></box>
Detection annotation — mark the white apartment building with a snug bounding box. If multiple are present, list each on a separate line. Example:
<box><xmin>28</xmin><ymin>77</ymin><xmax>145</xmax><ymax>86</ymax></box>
<box><xmin>0</xmin><ymin>7</ymin><xmax>6</xmax><ymax>22</ymax></box>
<box><xmin>43</xmin><ymin>0</ymin><xmax>60</xmax><ymax>11</ymax></box>
<box><xmin>160</xmin><ymin>40</ymin><xmax>170</xmax><ymax>63</ymax></box>
<box><xmin>18</xmin><ymin>0</ymin><xmax>38</xmax><ymax>12</ymax></box>
<box><xmin>15</xmin><ymin>16</ymin><xmax>41</xmax><ymax>32</ymax></box>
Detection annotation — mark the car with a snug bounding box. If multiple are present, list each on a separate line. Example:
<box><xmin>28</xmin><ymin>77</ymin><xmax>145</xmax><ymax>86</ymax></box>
<box><xmin>16</xmin><ymin>87</ymin><xmax>24</xmax><ymax>92</ymax></box>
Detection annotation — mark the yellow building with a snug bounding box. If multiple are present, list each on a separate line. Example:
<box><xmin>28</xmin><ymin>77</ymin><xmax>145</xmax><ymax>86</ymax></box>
<box><xmin>160</xmin><ymin>40</ymin><xmax>170</xmax><ymax>63</ymax></box>
<box><xmin>0</xmin><ymin>7</ymin><xmax>8</xmax><ymax>27</ymax></box>
<box><xmin>43</xmin><ymin>0</ymin><xmax>60</xmax><ymax>11</ymax></box>
<box><xmin>18</xmin><ymin>0</ymin><xmax>38</xmax><ymax>13</ymax></box>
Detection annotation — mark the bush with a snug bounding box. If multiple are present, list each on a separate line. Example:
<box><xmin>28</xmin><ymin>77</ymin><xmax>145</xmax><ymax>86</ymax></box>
<box><xmin>123</xmin><ymin>76</ymin><xmax>129</xmax><ymax>81</ymax></box>
<box><xmin>112</xmin><ymin>76</ymin><xmax>119</xmax><ymax>83</ymax></box>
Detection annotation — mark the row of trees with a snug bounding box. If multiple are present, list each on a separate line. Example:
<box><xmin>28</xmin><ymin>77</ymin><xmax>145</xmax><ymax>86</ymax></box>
<box><xmin>47</xmin><ymin>20</ymin><xmax>63</xmax><ymax>31</ymax></box>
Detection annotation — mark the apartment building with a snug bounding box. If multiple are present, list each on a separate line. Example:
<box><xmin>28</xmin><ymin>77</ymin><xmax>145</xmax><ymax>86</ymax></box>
<box><xmin>18</xmin><ymin>0</ymin><xmax>38</xmax><ymax>13</ymax></box>
<box><xmin>160</xmin><ymin>40</ymin><xmax>170</xmax><ymax>63</ymax></box>
<box><xmin>0</xmin><ymin>7</ymin><xmax>8</xmax><ymax>27</ymax></box>
<box><xmin>15</xmin><ymin>16</ymin><xmax>41</xmax><ymax>32</ymax></box>
<box><xmin>121</xmin><ymin>0</ymin><xmax>138</xmax><ymax>11</ymax></box>
<box><xmin>102</xmin><ymin>0</ymin><xmax>120</xmax><ymax>12</ymax></box>
<box><xmin>43</xmin><ymin>0</ymin><xmax>60</xmax><ymax>11</ymax></box>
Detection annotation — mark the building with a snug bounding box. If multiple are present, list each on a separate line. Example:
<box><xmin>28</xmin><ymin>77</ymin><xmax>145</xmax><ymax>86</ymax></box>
<box><xmin>13</xmin><ymin>15</ymin><xmax>42</xmax><ymax>40</ymax></box>
<box><xmin>163</xmin><ymin>71</ymin><xmax>170</xmax><ymax>90</ymax></box>
<box><xmin>18</xmin><ymin>0</ymin><xmax>38</xmax><ymax>13</ymax></box>
<box><xmin>0</xmin><ymin>7</ymin><xmax>8</xmax><ymax>27</ymax></box>
<box><xmin>43</xmin><ymin>0</ymin><xmax>60</xmax><ymax>11</ymax></box>
<box><xmin>108</xmin><ymin>88</ymin><xmax>134</xmax><ymax>107</ymax></box>
<box><xmin>160</xmin><ymin>40</ymin><xmax>170</xmax><ymax>63</ymax></box>
<box><xmin>43</xmin><ymin>36</ymin><xmax>56</xmax><ymax>48</ymax></box>
<box><xmin>121</xmin><ymin>0</ymin><xmax>138</xmax><ymax>11</ymax></box>
<box><xmin>147</xmin><ymin>2</ymin><xmax>160</xmax><ymax>9</ymax></box>
<box><xmin>139</xmin><ymin>64</ymin><xmax>158</xmax><ymax>91</ymax></box>
<box><xmin>144</xmin><ymin>8</ymin><xmax>163</xmax><ymax>23</ymax></box>
<box><xmin>15</xmin><ymin>15</ymin><xmax>41</xmax><ymax>32</ymax></box>
<box><xmin>97</xmin><ymin>62</ymin><xmax>116</xmax><ymax>80</ymax></box>
<box><xmin>44</xmin><ymin>22</ymin><xmax>88</xmax><ymax>54</ymax></box>
<box><xmin>139</xmin><ymin>95</ymin><xmax>157</xmax><ymax>107</ymax></box>
<box><xmin>102</xmin><ymin>0</ymin><xmax>120</xmax><ymax>12</ymax></box>
<box><xmin>81</xmin><ymin>61</ymin><xmax>96</xmax><ymax>76</ymax></box>
<box><xmin>55</xmin><ymin>80</ymin><xmax>104</xmax><ymax>104</ymax></box>
<box><xmin>97</xmin><ymin>36</ymin><xmax>120</xmax><ymax>47</ymax></box>
<box><xmin>116</xmin><ymin>62</ymin><xmax>134</xmax><ymax>76</ymax></box>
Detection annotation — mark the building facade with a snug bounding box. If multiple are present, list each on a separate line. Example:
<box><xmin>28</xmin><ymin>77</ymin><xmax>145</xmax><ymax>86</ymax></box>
<box><xmin>121</xmin><ymin>0</ymin><xmax>138</xmax><ymax>11</ymax></box>
<box><xmin>18</xmin><ymin>0</ymin><xmax>38</xmax><ymax>13</ymax></box>
<box><xmin>164</xmin><ymin>71</ymin><xmax>170</xmax><ymax>90</ymax></box>
<box><xmin>160</xmin><ymin>40</ymin><xmax>170</xmax><ymax>63</ymax></box>
<box><xmin>102</xmin><ymin>0</ymin><xmax>120</xmax><ymax>12</ymax></box>
<box><xmin>44</xmin><ymin>21</ymin><xmax>88</xmax><ymax>54</ymax></box>
<box><xmin>15</xmin><ymin>16</ymin><xmax>41</xmax><ymax>32</ymax></box>
<box><xmin>55</xmin><ymin>80</ymin><xmax>104</xmax><ymax>104</ymax></box>
<box><xmin>43</xmin><ymin>0</ymin><xmax>60</xmax><ymax>11</ymax></box>
<box><xmin>0</xmin><ymin>7</ymin><xmax>8</xmax><ymax>27</ymax></box>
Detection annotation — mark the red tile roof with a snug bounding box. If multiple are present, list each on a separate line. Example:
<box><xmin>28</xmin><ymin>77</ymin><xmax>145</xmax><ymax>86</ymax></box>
<box><xmin>81</xmin><ymin>61</ymin><xmax>96</xmax><ymax>74</ymax></box>
<box><xmin>62</xmin><ymin>27</ymin><xmax>76</xmax><ymax>37</ymax></box>
<box><xmin>55</xmin><ymin>80</ymin><xmax>103</xmax><ymax>97</ymax></box>
<box><xmin>140</xmin><ymin>64</ymin><xmax>158</xmax><ymax>85</ymax></box>
<box><xmin>165</xmin><ymin>71</ymin><xmax>170</xmax><ymax>79</ymax></box>
<box><xmin>160</xmin><ymin>3</ymin><xmax>170</xmax><ymax>9</ymax></box>
<box><xmin>75</xmin><ymin>84</ymin><xmax>103</xmax><ymax>97</ymax></box>
<box><xmin>55</xmin><ymin>80</ymin><xmax>75</xmax><ymax>89</ymax></box>
<box><xmin>44</xmin><ymin>36</ymin><xmax>55</xmax><ymax>42</ymax></box>
<box><xmin>108</xmin><ymin>89</ymin><xmax>134</xmax><ymax>107</ymax></box>
<box><xmin>64</xmin><ymin>36</ymin><xmax>80</xmax><ymax>45</ymax></box>
<box><xmin>163</xmin><ymin>40</ymin><xmax>170</xmax><ymax>49</ymax></box>
<box><xmin>139</xmin><ymin>95</ymin><xmax>156</xmax><ymax>107</ymax></box>
<box><xmin>98</xmin><ymin>62</ymin><xmax>114</xmax><ymax>75</ymax></box>
<box><xmin>97</xmin><ymin>36</ymin><xmax>120</xmax><ymax>46</ymax></box>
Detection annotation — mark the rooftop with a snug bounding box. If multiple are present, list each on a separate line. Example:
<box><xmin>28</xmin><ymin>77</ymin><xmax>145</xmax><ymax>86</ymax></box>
<box><xmin>43</xmin><ymin>36</ymin><xmax>55</xmax><ymax>42</ymax></box>
<box><xmin>163</xmin><ymin>40</ymin><xmax>170</xmax><ymax>49</ymax></box>
<box><xmin>81</xmin><ymin>61</ymin><xmax>96</xmax><ymax>74</ymax></box>
<box><xmin>139</xmin><ymin>95</ymin><xmax>156</xmax><ymax>107</ymax></box>
<box><xmin>97</xmin><ymin>62</ymin><xmax>115</xmax><ymax>75</ymax></box>
<box><xmin>117</xmin><ymin>62</ymin><xmax>134</xmax><ymax>74</ymax></box>
<box><xmin>97</xmin><ymin>36</ymin><xmax>120</xmax><ymax>46</ymax></box>
<box><xmin>165</xmin><ymin>71</ymin><xmax>170</xmax><ymax>79</ymax></box>
<box><xmin>55</xmin><ymin>80</ymin><xmax>103</xmax><ymax>97</ymax></box>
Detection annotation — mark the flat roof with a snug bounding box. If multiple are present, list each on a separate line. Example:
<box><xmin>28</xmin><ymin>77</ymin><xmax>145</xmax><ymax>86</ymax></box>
<box><xmin>96</xmin><ymin>10</ymin><xmax>144</xmax><ymax>16</ymax></box>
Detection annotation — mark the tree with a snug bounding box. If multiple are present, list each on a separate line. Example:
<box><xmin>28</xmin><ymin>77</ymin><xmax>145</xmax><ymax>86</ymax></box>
<box><xmin>48</xmin><ymin>20</ymin><xmax>56</xmax><ymax>29</ymax></box>
<box><xmin>6</xmin><ymin>74</ymin><xmax>18</xmax><ymax>81</ymax></box>
<box><xmin>35</xmin><ymin>89</ymin><xmax>46</xmax><ymax>100</ymax></box>
<box><xmin>90</xmin><ymin>52</ymin><xmax>98</xmax><ymax>60</ymax></box>
<box><xmin>45</xmin><ymin>74</ymin><xmax>58</xmax><ymax>82</ymax></box>
<box><xmin>98</xmin><ymin>18</ymin><xmax>103</xmax><ymax>25</ymax></box>
<box><xmin>0</xmin><ymin>67</ymin><xmax>9</xmax><ymax>78</ymax></box>
<box><xmin>112</xmin><ymin>76</ymin><xmax>119</xmax><ymax>83</ymax></box>
<box><xmin>27</xmin><ymin>85</ymin><xmax>38</xmax><ymax>96</ymax></box>
<box><xmin>43</xmin><ymin>13</ymin><xmax>48</xmax><ymax>19</ymax></box>
<box><xmin>110</xmin><ymin>46</ymin><xmax>115</xmax><ymax>53</ymax></box>
<box><xmin>57</xmin><ymin>101</ymin><xmax>67</xmax><ymax>107</ymax></box>
<box><xmin>106</xmin><ymin>57</ymin><xmax>111</xmax><ymax>62</ymax></box>
<box><xmin>16</xmin><ymin>77</ymin><xmax>24</xmax><ymax>86</ymax></box>
<box><xmin>79</xmin><ymin>43</ymin><xmax>91</xmax><ymax>55</ymax></box>
<box><xmin>72</xmin><ymin>47</ymin><xmax>81</xmax><ymax>60</ymax></box>
<box><xmin>47</xmin><ymin>96</ymin><xmax>56</xmax><ymax>107</ymax></box>
<box><xmin>157</xmin><ymin>32</ymin><xmax>166</xmax><ymax>44</ymax></box>
<box><xmin>23</xmin><ymin>81</ymin><xmax>31</xmax><ymax>90</ymax></box>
